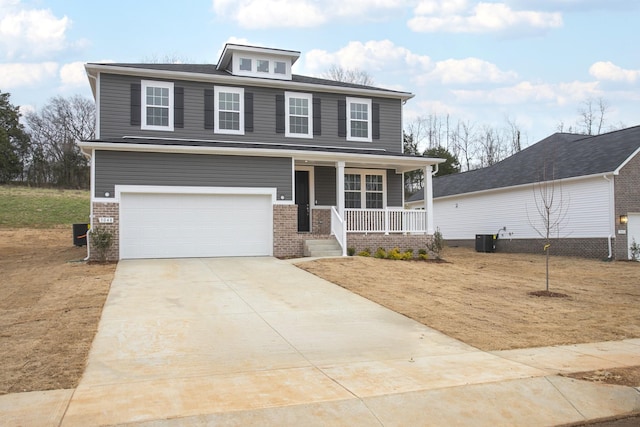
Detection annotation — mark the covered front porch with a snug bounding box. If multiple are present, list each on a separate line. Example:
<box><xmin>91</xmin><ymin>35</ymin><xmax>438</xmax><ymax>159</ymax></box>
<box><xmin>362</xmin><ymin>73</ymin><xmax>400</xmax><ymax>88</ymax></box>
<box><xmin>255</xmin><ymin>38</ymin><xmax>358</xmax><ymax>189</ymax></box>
<box><xmin>287</xmin><ymin>152</ymin><xmax>444</xmax><ymax>257</ymax></box>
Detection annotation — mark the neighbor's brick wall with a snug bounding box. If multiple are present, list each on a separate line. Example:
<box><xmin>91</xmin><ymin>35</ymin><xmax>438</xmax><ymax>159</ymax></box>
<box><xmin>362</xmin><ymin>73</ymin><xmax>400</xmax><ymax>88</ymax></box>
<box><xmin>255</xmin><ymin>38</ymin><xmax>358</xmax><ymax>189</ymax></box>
<box><xmin>447</xmin><ymin>237</ymin><xmax>610</xmax><ymax>259</ymax></box>
<box><xmin>273</xmin><ymin>204</ymin><xmax>333</xmax><ymax>258</ymax></box>
<box><xmin>347</xmin><ymin>233</ymin><xmax>434</xmax><ymax>254</ymax></box>
<box><xmin>614</xmin><ymin>153</ymin><xmax>640</xmax><ymax>259</ymax></box>
<box><xmin>90</xmin><ymin>202</ymin><xmax>119</xmax><ymax>262</ymax></box>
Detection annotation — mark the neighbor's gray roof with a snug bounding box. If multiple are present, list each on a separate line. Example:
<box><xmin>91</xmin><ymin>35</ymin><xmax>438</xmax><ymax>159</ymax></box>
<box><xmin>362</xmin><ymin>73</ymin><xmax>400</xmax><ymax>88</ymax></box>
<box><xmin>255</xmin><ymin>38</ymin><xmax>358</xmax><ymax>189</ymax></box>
<box><xmin>408</xmin><ymin>125</ymin><xmax>640</xmax><ymax>201</ymax></box>
<box><xmin>88</xmin><ymin>63</ymin><xmax>412</xmax><ymax>96</ymax></box>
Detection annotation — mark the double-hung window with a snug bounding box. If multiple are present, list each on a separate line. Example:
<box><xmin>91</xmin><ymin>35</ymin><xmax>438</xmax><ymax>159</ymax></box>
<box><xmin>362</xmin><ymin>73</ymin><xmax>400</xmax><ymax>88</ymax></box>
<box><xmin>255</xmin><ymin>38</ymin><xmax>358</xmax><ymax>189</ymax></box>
<box><xmin>344</xmin><ymin>171</ymin><xmax>385</xmax><ymax>209</ymax></box>
<box><xmin>141</xmin><ymin>80</ymin><xmax>174</xmax><ymax>131</ymax></box>
<box><xmin>214</xmin><ymin>86</ymin><xmax>244</xmax><ymax>135</ymax></box>
<box><xmin>285</xmin><ymin>92</ymin><xmax>312</xmax><ymax>138</ymax></box>
<box><xmin>346</xmin><ymin>97</ymin><xmax>372</xmax><ymax>142</ymax></box>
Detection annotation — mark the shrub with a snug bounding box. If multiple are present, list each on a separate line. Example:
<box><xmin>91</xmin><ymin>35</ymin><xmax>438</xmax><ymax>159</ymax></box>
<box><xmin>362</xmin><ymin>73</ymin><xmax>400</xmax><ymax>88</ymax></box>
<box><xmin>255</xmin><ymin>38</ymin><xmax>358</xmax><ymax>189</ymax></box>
<box><xmin>427</xmin><ymin>228</ymin><xmax>444</xmax><ymax>259</ymax></box>
<box><xmin>387</xmin><ymin>247</ymin><xmax>403</xmax><ymax>260</ymax></box>
<box><xmin>357</xmin><ymin>250</ymin><xmax>371</xmax><ymax>257</ymax></box>
<box><xmin>418</xmin><ymin>248</ymin><xmax>429</xmax><ymax>260</ymax></box>
<box><xmin>90</xmin><ymin>226</ymin><xmax>113</xmax><ymax>263</ymax></box>
<box><xmin>631</xmin><ymin>238</ymin><xmax>640</xmax><ymax>261</ymax></box>
<box><xmin>374</xmin><ymin>247</ymin><xmax>387</xmax><ymax>259</ymax></box>
<box><xmin>347</xmin><ymin>247</ymin><xmax>356</xmax><ymax>256</ymax></box>
<box><xmin>402</xmin><ymin>249</ymin><xmax>415</xmax><ymax>260</ymax></box>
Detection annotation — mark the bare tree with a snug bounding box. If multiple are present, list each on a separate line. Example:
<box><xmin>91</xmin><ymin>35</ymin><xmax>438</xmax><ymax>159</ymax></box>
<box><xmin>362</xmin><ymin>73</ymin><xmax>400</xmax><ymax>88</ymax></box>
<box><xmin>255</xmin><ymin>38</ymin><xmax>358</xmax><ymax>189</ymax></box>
<box><xmin>527</xmin><ymin>160</ymin><xmax>570</xmax><ymax>293</ymax></box>
<box><xmin>505</xmin><ymin>115</ymin><xmax>523</xmax><ymax>155</ymax></box>
<box><xmin>323</xmin><ymin>65</ymin><xmax>374</xmax><ymax>86</ymax></box>
<box><xmin>25</xmin><ymin>95</ymin><xmax>95</xmax><ymax>188</ymax></box>
<box><xmin>577</xmin><ymin>97</ymin><xmax>609</xmax><ymax>135</ymax></box>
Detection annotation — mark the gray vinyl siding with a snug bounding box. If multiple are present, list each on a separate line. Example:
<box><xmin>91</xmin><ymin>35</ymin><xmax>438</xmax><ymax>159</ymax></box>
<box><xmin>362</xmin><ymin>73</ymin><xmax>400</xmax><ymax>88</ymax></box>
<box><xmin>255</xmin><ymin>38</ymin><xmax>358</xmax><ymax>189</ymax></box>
<box><xmin>99</xmin><ymin>73</ymin><xmax>403</xmax><ymax>153</ymax></box>
<box><xmin>94</xmin><ymin>151</ymin><xmax>292</xmax><ymax>200</ymax></box>
<box><xmin>314</xmin><ymin>166</ymin><xmax>336</xmax><ymax>206</ymax></box>
<box><xmin>386</xmin><ymin>169</ymin><xmax>403</xmax><ymax>207</ymax></box>
<box><xmin>312</xmin><ymin>167</ymin><xmax>402</xmax><ymax>207</ymax></box>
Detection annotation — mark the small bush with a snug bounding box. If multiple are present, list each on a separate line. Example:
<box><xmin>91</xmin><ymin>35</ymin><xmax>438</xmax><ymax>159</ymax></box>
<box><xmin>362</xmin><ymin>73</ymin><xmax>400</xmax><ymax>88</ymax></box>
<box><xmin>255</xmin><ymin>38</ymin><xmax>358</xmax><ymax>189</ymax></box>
<box><xmin>402</xmin><ymin>249</ymin><xmax>415</xmax><ymax>260</ymax></box>
<box><xmin>90</xmin><ymin>226</ymin><xmax>113</xmax><ymax>263</ymax></box>
<box><xmin>374</xmin><ymin>247</ymin><xmax>387</xmax><ymax>259</ymax></box>
<box><xmin>347</xmin><ymin>247</ymin><xmax>356</xmax><ymax>256</ymax></box>
<box><xmin>427</xmin><ymin>228</ymin><xmax>444</xmax><ymax>259</ymax></box>
<box><xmin>631</xmin><ymin>238</ymin><xmax>640</xmax><ymax>261</ymax></box>
<box><xmin>357</xmin><ymin>250</ymin><xmax>371</xmax><ymax>257</ymax></box>
<box><xmin>387</xmin><ymin>247</ymin><xmax>403</xmax><ymax>260</ymax></box>
<box><xmin>418</xmin><ymin>248</ymin><xmax>427</xmax><ymax>256</ymax></box>
<box><xmin>418</xmin><ymin>252</ymin><xmax>429</xmax><ymax>260</ymax></box>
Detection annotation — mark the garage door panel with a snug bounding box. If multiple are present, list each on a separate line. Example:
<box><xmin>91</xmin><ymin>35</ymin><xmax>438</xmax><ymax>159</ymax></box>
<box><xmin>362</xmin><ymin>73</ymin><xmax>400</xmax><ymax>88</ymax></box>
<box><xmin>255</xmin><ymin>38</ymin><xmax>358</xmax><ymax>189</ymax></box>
<box><xmin>120</xmin><ymin>192</ymin><xmax>273</xmax><ymax>259</ymax></box>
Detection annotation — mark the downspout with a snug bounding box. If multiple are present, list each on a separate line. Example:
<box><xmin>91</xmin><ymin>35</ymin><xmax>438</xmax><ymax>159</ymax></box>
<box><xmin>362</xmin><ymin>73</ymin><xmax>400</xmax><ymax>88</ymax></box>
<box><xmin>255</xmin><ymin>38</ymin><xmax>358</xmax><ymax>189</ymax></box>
<box><xmin>603</xmin><ymin>174</ymin><xmax>614</xmax><ymax>260</ymax></box>
<box><xmin>81</xmin><ymin>145</ymin><xmax>94</xmax><ymax>261</ymax></box>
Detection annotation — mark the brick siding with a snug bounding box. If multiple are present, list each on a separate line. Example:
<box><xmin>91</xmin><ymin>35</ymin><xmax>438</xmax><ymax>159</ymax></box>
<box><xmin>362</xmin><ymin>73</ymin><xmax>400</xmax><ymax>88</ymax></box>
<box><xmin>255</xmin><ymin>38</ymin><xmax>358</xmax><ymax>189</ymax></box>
<box><xmin>90</xmin><ymin>202</ymin><xmax>120</xmax><ymax>262</ymax></box>
<box><xmin>273</xmin><ymin>205</ymin><xmax>333</xmax><ymax>257</ymax></box>
<box><xmin>346</xmin><ymin>234</ymin><xmax>434</xmax><ymax>255</ymax></box>
<box><xmin>614</xmin><ymin>152</ymin><xmax>640</xmax><ymax>259</ymax></box>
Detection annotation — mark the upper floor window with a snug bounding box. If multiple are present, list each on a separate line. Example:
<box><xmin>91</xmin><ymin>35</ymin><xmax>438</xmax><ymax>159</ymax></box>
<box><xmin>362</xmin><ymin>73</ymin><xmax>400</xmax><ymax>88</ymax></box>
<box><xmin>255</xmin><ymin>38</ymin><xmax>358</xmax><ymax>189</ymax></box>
<box><xmin>346</xmin><ymin>97</ymin><xmax>371</xmax><ymax>142</ymax></box>
<box><xmin>214</xmin><ymin>86</ymin><xmax>244</xmax><ymax>135</ymax></box>
<box><xmin>274</xmin><ymin>61</ymin><xmax>286</xmax><ymax>74</ymax></box>
<box><xmin>239</xmin><ymin>58</ymin><xmax>252</xmax><ymax>71</ymax></box>
<box><xmin>257</xmin><ymin>59</ymin><xmax>269</xmax><ymax>73</ymax></box>
<box><xmin>141</xmin><ymin>80</ymin><xmax>174</xmax><ymax>131</ymax></box>
<box><xmin>285</xmin><ymin>92</ymin><xmax>312</xmax><ymax>138</ymax></box>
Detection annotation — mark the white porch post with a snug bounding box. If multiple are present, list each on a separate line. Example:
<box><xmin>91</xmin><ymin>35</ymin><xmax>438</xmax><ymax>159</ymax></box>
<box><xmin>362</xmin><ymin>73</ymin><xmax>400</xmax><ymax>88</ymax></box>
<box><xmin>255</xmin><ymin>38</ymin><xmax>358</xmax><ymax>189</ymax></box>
<box><xmin>336</xmin><ymin>161</ymin><xmax>345</xmax><ymax>218</ymax></box>
<box><xmin>424</xmin><ymin>165</ymin><xmax>434</xmax><ymax>234</ymax></box>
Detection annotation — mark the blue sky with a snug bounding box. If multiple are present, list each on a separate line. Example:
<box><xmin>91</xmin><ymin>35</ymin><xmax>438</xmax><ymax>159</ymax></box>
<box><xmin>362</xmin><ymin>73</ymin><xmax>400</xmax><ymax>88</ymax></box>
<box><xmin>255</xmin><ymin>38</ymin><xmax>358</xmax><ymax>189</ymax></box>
<box><xmin>1</xmin><ymin>0</ymin><xmax>639</xmax><ymax>146</ymax></box>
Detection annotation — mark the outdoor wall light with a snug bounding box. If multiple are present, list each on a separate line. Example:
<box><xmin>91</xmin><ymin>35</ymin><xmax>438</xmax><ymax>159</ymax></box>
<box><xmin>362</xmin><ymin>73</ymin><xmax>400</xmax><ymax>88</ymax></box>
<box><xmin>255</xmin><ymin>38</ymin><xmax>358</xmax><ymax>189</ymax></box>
<box><xmin>104</xmin><ymin>192</ymin><xmax>110</xmax><ymax>197</ymax></box>
<box><xmin>620</xmin><ymin>214</ymin><xmax>628</xmax><ymax>224</ymax></box>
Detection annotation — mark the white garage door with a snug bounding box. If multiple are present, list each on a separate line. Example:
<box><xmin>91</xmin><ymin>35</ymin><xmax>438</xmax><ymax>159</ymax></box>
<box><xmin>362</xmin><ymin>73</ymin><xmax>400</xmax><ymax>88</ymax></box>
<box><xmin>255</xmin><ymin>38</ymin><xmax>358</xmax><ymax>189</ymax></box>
<box><xmin>120</xmin><ymin>192</ymin><xmax>273</xmax><ymax>259</ymax></box>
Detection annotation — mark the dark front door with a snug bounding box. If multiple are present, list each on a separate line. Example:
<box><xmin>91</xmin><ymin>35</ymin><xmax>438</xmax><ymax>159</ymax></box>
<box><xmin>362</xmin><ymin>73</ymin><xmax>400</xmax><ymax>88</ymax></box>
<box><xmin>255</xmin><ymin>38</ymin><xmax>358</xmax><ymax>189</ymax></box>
<box><xmin>295</xmin><ymin>170</ymin><xmax>310</xmax><ymax>232</ymax></box>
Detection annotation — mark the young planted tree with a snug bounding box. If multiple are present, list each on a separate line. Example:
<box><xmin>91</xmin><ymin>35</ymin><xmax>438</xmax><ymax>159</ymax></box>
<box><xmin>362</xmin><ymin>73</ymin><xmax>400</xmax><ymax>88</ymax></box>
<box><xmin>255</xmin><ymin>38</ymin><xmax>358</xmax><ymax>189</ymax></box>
<box><xmin>527</xmin><ymin>161</ymin><xmax>570</xmax><ymax>294</ymax></box>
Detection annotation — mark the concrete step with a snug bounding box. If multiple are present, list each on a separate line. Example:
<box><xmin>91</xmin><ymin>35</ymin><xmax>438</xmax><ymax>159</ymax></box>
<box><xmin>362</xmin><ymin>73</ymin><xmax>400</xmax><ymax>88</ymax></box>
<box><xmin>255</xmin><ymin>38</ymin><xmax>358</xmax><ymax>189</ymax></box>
<box><xmin>304</xmin><ymin>238</ymin><xmax>343</xmax><ymax>257</ymax></box>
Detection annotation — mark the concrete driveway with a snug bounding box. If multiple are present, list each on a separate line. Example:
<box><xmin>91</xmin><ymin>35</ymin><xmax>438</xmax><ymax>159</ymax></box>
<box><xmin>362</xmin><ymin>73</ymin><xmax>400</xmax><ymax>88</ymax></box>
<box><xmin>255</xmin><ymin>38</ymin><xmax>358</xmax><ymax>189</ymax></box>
<box><xmin>54</xmin><ymin>257</ymin><xmax>640</xmax><ymax>426</ymax></box>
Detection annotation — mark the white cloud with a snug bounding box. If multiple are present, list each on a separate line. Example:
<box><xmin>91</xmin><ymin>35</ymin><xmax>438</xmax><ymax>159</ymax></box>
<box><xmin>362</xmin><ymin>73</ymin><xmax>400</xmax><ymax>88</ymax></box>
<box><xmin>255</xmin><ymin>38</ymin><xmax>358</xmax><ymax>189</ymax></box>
<box><xmin>452</xmin><ymin>80</ymin><xmax>600</xmax><ymax>106</ymax></box>
<box><xmin>0</xmin><ymin>62</ymin><xmax>58</xmax><ymax>88</ymax></box>
<box><xmin>60</xmin><ymin>61</ymin><xmax>88</xmax><ymax>87</ymax></box>
<box><xmin>304</xmin><ymin>40</ymin><xmax>431</xmax><ymax>75</ymax></box>
<box><xmin>408</xmin><ymin>1</ymin><xmax>563</xmax><ymax>34</ymax></box>
<box><xmin>212</xmin><ymin>0</ymin><xmax>408</xmax><ymax>28</ymax></box>
<box><xmin>589</xmin><ymin>61</ymin><xmax>639</xmax><ymax>83</ymax></box>
<box><xmin>422</xmin><ymin>57</ymin><xmax>518</xmax><ymax>84</ymax></box>
<box><xmin>0</xmin><ymin>2</ymin><xmax>71</xmax><ymax>59</ymax></box>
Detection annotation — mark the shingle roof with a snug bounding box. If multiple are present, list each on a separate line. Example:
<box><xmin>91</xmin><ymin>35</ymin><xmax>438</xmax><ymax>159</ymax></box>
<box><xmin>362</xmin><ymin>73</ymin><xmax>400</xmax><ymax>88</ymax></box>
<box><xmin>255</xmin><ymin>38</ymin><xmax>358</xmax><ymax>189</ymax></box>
<box><xmin>88</xmin><ymin>63</ymin><xmax>411</xmax><ymax>96</ymax></box>
<box><xmin>408</xmin><ymin>125</ymin><xmax>640</xmax><ymax>201</ymax></box>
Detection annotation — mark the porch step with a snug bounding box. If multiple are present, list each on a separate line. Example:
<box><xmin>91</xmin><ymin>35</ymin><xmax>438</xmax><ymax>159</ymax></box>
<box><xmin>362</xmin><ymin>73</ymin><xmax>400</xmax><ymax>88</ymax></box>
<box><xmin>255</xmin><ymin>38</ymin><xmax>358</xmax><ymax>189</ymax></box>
<box><xmin>304</xmin><ymin>238</ymin><xmax>343</xmax><ymax>257</ymax></box>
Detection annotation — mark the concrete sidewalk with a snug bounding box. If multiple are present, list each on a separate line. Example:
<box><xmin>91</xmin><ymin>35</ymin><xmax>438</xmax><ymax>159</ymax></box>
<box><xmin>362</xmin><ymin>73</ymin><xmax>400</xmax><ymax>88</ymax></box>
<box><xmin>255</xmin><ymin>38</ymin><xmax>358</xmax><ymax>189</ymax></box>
<box><xmin>1</xmin><ymin>257</ymin><xmax>639</xmax><ymax>426</ymax></box>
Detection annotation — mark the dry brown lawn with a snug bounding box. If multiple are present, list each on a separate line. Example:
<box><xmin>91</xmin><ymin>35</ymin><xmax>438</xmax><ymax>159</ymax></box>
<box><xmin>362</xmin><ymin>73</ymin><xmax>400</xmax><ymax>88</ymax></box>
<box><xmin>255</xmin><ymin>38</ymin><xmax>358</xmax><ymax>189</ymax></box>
<box><xmin>0</xmin><ymin>228</ymin><xmax>115</xmax><ymax>394</ymax></box>
<box><xmin>298</xmin><ymin>247</ymin><xmax>640</xmax><ymax>351</ymax></box>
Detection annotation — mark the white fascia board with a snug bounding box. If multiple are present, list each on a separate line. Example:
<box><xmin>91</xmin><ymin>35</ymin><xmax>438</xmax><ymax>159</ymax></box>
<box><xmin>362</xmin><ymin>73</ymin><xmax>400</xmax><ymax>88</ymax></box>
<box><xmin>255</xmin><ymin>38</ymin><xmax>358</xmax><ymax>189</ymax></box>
<box><xmin>434</xmin><ymin>172</ymin><xmax>616</xmax><ymax>201</ymax></box>
<box><xmin>83</xmin><ymin>63</ymin><xmax>414</xmax><ymax>101</ymax></box>
<box><xmin>614</xmin><ymin>147</ymin><xmax>640</xmax><ymax>175</ymax></box>
<box><xmin>78</xmin><ymin>140</ymin><xmax>441</xmax><ymax>171</ymax></box>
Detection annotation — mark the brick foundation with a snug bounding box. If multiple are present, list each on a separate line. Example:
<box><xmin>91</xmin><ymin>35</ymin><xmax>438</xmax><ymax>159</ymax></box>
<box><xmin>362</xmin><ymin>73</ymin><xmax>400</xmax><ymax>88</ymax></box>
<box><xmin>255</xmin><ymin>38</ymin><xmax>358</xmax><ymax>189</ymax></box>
<box><xmin>346</xmin><ymin>233</ymin><xmax>434</xmax><ymax>255</ymax></box>
<box><xmin>273</xmin><ymin>204</ymin><xmax>334</xmax><ymax>258</ymax></box>
<box><xmin>447</xmin><ymin>237</ymin><xmax>611</xmax><ymax>259</ymax></box>
<box><xmin>90</xmin><ymin>202</ymin><xmax>120</xmax><ymax>262</ymax></box>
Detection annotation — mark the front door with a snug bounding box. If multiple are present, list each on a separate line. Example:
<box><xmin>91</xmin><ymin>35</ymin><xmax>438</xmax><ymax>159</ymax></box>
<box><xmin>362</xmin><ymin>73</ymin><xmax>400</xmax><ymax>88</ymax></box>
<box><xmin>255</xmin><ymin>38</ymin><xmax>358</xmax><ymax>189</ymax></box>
<box><xmin>295</xmin><ymin>170</ymin><xmax>310</xmax><ymax>232</ymax></box>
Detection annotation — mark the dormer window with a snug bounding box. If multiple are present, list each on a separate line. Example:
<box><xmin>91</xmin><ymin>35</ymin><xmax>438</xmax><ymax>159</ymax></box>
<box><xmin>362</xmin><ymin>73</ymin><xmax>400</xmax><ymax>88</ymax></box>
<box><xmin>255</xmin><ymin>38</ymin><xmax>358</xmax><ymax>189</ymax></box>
<box><xmin>274</xmin><ymin>61</ymin><xmax>286</xmax><ymax>75</ymax></box>
<box><xmin>257</xmin><ymin>60</ymin><xmax>269</xmax><ymax>73</ymax></box>
<box><xmin>239</xmin><ymin>58</ymin><xmax>252</xmax><ymax>71</ymax></box>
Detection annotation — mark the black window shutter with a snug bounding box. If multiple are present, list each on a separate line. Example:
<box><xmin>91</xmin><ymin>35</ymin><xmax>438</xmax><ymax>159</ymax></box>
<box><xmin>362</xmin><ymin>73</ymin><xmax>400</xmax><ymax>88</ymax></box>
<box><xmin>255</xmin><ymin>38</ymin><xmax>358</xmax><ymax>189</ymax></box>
<box><xmin>313</xmin><ymin>97</ymin><xmax>321</xmax><ymax>136</ymax></box>
<box><xmin>337</xmin><ymin>100</ymin><xmax>346</xmax><ymax>137</ymax></box>
<box><xmin>174</xmin><ymin>87</ymin><xmax>184</xmax><ymax>128</ymax></box>
<box><xmin>244</xmin><ymin>92</ymin><xmax>254</xmax><ymax>132</ymax></box>
<box><xmin>204</xmin><ymin>88</ymin><xmax>214</xmax><ymax>130</ymax></box>
<box><xmin>130</xmin><ymin>83</ymin><xmax>141</xmax><ymax>126</ymax></box>
<box><xmin>275</xmin><ymin>94</ymin><xmax>285</xmax><ymax>133</ymax></box>
<box><xmin>372</xmin><ymin>102</ymin><xmax>380</xmax><ymax>139</ymax></box>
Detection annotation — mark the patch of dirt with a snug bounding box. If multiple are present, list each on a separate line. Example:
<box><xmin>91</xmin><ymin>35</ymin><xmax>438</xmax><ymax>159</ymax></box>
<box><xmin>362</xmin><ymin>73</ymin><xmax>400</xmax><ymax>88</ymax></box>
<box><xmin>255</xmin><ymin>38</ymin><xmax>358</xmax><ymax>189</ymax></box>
<box><xmin>0</xmin><ymin>228</ymin><xmax>116</xmax><ymax>395</ymax></box>
<box><xmin>529</xmin><ymin>290</ymin><xmax>570</xmax><ymax>298</ymax></box>
<box><xmin>564</xmin><ymin>366</ymin><xmax>640</xmax><ymax>388</ymax></box>
<box><xmin>298</xmin><ymin>247</ymin><xmax>640</xmax><ymax>352</ymax></box>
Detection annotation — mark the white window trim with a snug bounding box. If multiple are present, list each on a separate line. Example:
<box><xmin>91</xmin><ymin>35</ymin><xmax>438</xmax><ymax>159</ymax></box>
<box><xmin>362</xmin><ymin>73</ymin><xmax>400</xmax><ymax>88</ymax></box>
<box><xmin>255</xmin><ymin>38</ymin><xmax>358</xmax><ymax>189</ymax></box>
<box><xmin>346</xmin><ymin>97</ymin><xmax>372</xmax><ymax>143</ymax></box>
<box><xmin>344</xmin><ymin>168</ymin><xmax>386</xmax><ymax>209</ymax></box>
<box><xmin>141</xmin><ymin>80</ymin><xmax>174</xmax><ymax>131</ymax></box>
<box><xmin>285</xmin><ymin>92</ymin><xmax>313</xmax><ymax>139</ymax></box>
<box><xmin>214</xmin><ymin>86</ymin><xmax>244</xmax><ymax>135</ymax></box>
<box><xmin>231</xmin><ymin>52</ymin><xmax>292</xmax><ymax>80</ymax></box>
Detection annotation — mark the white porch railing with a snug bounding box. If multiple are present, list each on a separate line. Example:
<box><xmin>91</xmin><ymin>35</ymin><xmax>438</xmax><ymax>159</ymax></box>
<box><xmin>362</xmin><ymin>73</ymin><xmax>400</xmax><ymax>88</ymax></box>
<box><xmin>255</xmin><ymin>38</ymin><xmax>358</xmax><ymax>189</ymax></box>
<box><xmin>344</xmin><ymin>208</ymin><xmax>428</xmax><ymax>234</ymax></box>
<box><xmin>330</xmin><ymin>206</ymin><xmax>347</xmax><ymax>256</ymax></box>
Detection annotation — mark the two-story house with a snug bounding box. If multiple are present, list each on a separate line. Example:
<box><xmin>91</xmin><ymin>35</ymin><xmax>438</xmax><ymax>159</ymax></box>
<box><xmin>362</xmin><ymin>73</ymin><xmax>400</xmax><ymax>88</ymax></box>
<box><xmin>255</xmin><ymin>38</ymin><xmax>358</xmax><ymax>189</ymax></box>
<box><xmin>80</xmin><ymin>43</ymin><xmax>443</xmax><ymax>260</ymax></box>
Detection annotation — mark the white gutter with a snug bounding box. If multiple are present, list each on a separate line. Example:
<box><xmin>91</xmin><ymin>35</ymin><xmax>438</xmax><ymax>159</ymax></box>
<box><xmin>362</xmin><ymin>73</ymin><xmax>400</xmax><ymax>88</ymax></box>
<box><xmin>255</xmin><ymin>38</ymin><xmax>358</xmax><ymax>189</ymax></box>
<box><xmin>80</xmin><ymin>146</ymin><xmax>94</xmax><ymax>261</ymax></box>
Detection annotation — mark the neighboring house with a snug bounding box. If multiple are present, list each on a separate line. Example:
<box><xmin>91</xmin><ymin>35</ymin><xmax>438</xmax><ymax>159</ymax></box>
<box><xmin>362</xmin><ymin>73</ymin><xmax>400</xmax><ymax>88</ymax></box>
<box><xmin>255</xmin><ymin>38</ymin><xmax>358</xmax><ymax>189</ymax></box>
<box><xmin>80</xmin><ymin>43</ymin><xmax>443</xmax><ymax>261</ymax></box>
<box><xmin>407</xmin><ymin>126</ymin><xmax>640</xmax><ymax>260</ymax></box>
